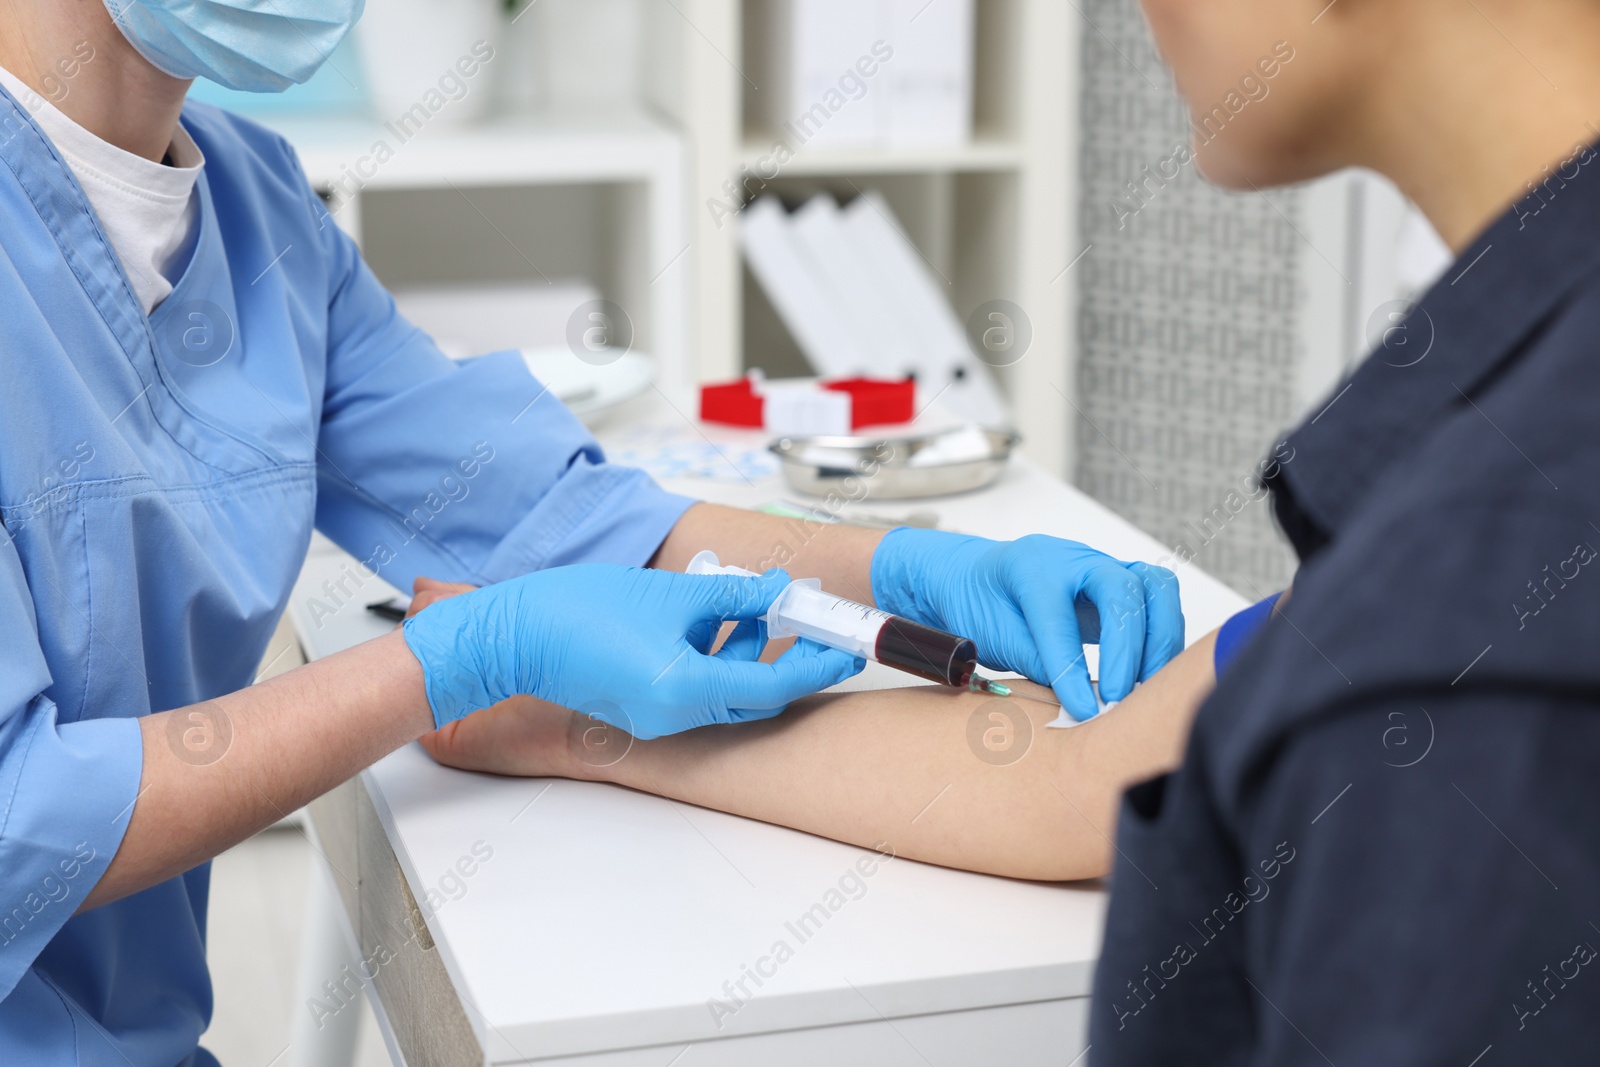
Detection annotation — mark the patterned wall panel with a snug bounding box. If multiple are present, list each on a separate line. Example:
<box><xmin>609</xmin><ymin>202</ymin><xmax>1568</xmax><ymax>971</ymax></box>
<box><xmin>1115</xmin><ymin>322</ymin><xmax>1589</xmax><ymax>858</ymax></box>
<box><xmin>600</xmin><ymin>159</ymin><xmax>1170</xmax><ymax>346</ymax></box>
<box><xmin>1076</xmin><ymin>0</ymin><xmax>1299</xmax><ymax>596</ymax></box>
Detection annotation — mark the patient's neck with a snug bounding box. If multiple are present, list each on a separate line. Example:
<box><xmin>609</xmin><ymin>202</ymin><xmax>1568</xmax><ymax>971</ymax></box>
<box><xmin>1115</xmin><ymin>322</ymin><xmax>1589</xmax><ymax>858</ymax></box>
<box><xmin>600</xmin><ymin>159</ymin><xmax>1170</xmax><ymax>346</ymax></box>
<box><xmin>1353</xmin><ymin>4</ymin><xmax>1600</xmax><ymax>251</ymax></box>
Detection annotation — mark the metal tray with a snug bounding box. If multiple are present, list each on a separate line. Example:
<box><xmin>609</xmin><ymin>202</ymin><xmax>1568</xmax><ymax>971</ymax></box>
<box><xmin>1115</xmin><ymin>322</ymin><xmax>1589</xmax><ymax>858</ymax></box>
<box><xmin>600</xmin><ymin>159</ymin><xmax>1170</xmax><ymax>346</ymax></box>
<box><xmin>769</xmin><ymin>427</ymin><xmax>1020</xmax><ymax>500</ymax></box>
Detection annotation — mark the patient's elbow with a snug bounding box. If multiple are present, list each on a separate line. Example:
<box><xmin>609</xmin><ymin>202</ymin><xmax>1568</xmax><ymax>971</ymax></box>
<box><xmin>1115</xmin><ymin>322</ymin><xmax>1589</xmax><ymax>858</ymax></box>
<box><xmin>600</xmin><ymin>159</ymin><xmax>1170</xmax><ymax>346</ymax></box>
<box><xmin>1013</xmin><ymin>839</ymin><xmax>1113</xmax><ymax>883</ymax></box>
<box><xmin>903</xmin><ymin>832</ymin><xmax>1112</xmax><ymax>883</ymax></box>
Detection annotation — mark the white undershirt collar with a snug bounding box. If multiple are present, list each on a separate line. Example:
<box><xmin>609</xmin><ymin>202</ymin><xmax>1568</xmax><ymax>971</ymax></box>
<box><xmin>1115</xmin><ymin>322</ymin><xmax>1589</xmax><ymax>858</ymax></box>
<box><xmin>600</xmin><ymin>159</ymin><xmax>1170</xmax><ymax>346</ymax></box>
<box><xmin>0</xmin><ymin>65</ymin><xmax>203</xmax><ymax>315</ymax></box>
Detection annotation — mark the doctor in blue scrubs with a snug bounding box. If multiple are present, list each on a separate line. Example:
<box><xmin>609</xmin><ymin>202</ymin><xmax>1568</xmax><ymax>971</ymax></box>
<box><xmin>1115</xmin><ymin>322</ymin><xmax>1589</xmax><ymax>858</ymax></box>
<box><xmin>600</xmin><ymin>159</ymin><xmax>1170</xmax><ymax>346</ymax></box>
<box><xmin>0</xmin><ymin>2</ymin><xmax>1184</xmax><ymax>1062</ymax></box>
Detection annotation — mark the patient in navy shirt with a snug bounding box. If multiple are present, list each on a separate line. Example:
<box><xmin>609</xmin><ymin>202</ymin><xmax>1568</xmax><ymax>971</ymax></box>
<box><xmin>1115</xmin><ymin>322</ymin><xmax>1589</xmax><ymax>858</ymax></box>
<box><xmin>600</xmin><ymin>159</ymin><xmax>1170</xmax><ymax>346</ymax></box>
<box><xmin>412</xmin><ymin>1</ymin><xmax>1600</xmax><ymax>1058</ymax></box>
<box><xmin>1086</xmin><ymin>1</ymin><xmax>1600</xmax><ymax>1059</ymax></box>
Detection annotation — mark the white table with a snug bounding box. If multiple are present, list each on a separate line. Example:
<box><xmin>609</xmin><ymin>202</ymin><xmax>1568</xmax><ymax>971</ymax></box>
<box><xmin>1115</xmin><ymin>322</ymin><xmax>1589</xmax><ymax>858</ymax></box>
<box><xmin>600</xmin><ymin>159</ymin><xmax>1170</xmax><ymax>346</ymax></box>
<box><xmin>287</xmin><ymin>394</ymin><xmax>1245</xmax><ymax>1066</ymax></box>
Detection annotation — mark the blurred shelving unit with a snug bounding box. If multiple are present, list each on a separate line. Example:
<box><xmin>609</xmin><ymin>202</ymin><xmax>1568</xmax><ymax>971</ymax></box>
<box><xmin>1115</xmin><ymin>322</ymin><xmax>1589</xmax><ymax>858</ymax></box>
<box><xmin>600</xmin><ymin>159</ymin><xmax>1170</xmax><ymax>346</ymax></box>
<box><xmin>640</xmin><ymin>0</ymin><xmax>1079</xmax><ymax>476</ymax></box>
<box><xmin>736</xmin><ymin>136</ymin><xmax>1023</xmax><ymax>175</ymax></box>
<box><xmin>243</xmin><ymin>0</ymin><xmax>1079</xmax><ymax>474</ymax></box>
<box><xmin>253</xmin><ymin>105</ymin><xmax>690</xmax><ymax>394</ymax></box>
<box><xmin>276</xmin><ymin>111</ymin><xmax>679</xmax><ymax>193</ymax></box>
<box><xmin>263</xmin><ymin>108</ymin><xmax>689</xmax><ymax>391</ymax></box>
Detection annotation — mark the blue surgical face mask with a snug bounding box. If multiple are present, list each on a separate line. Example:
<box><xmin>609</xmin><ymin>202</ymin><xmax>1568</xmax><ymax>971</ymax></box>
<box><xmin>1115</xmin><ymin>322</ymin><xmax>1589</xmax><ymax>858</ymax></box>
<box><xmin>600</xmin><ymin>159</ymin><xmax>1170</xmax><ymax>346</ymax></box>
<box><xmin>103</xmin><ymin>0</ymin><xmax>366</xmax><ymax>93</ymax></box>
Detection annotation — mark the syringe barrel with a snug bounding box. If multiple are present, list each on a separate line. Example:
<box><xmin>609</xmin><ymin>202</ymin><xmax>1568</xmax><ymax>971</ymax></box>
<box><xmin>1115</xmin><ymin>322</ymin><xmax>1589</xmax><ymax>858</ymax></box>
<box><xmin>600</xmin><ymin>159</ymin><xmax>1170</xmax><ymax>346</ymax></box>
<box><xmin>765</xmin><ymin>580</ymin><xmax>886</xmax><ymax>660</ymax></box>
<box><xmin>685</xmin><ymin>551</ymin><xmax>980</xmax><ymax>686</ymax></box>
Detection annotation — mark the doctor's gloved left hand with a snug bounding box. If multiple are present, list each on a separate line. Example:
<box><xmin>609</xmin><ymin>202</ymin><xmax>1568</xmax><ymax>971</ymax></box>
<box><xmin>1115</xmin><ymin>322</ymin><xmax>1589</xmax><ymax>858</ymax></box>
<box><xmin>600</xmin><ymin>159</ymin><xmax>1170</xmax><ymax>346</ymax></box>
<box><xmin>871</xmin><ymin>529</ymin><xmax>1184</xmax><ymax>722</ymax></box>
<box><xmin>401</xmin><ymin>565</ymin><xmax>865</xmax><ymax>740</ymax></box>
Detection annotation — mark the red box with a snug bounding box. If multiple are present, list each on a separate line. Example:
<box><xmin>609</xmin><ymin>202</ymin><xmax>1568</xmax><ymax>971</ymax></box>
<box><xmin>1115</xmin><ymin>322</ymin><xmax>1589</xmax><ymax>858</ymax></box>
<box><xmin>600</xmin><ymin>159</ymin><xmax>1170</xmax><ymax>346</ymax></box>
<box><xmin>699</xmin><ymin>376</ymin><xmax>914</xmax><ymax>430</ymax></box>
<box><xmin>826</xmin><ymin>376</ymin><xmax>915</xmax><ymax>428</ymax></box>
<box><xmin>698</xmin><ymin>377</ymin><xmax>765</xmax><ymax>427</ymax></box>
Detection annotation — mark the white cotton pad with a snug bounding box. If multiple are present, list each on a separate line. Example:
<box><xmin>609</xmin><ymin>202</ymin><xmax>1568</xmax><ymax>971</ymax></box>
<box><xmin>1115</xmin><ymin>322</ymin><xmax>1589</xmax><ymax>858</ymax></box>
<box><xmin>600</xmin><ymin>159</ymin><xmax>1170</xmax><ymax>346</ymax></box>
<box><xmin>907</xmin><ymin>426</ymin><xmax>996</xmax><ymax>467</ymax></box>
<box><xmin>1045</xmin><ymin>681</ymin><xmax>1120</xmax><ymax>729</ymax></box>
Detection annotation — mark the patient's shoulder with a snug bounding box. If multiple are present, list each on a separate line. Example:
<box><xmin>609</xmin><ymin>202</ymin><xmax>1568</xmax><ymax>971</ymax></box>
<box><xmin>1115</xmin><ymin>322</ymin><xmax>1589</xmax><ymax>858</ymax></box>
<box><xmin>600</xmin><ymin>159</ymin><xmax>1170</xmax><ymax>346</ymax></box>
<box><xmin>1288</xmin><ymin>287</ymin><xmax>1600</xmax><ymax>687</ymax></box>
<box><xmin>1198</xmin><ymin>397</ymin><xmax>1600</xmax><ymax>814</ymax></box>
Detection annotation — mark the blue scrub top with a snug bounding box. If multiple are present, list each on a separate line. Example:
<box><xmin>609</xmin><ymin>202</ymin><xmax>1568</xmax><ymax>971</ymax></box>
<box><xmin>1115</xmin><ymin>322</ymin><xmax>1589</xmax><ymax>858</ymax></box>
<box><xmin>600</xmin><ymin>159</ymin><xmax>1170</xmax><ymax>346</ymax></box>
<box><xmin>0</xmin><ymin>88</ymin><xmax>692</xmax><ymax>1064</ymax></box>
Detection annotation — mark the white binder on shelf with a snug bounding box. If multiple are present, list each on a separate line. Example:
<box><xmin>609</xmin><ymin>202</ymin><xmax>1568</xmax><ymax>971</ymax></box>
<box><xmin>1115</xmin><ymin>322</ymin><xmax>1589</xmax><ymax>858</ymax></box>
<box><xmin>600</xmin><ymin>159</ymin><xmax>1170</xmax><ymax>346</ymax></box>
<box><xmin>738</xmin><ymin>196</ymin><xmax>874</xmax><ymax>376</ymax></box>
<box><xmin>738</xmin><ymin>192</ymin><xmax>1012</xmax><ymax>430</ymax></box>
<box><xmin>883</xmin><ymin>0</ymin><xmax>974</xmax><ymax>147</ymax></box>
<box><xmin>841</xmin><ymin>192</ymin><xmax>1010</xmax><ymax>428</ymax></box>
<box><xmin>788</xmin><ymin>195</ymin><xmax>924</xmax><ymax>376</ymax></box>
<box><xmin>749</xmin><ymin>0</ymin><xmax>882</xmax><ymax>149</ymax></box>
<box><xmin>745</xmin><ymin>0</ymin><xmax>973</xmax><ymax>149</ymax></box>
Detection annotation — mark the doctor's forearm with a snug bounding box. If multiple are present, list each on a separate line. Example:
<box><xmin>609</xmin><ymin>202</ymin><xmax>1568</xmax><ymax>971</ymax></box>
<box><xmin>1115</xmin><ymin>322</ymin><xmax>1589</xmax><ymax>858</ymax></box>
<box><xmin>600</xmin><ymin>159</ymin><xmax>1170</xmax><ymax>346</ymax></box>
<box><xmin>651</xmin><ymin>502</ymin><xmax>888</xmax><ymax>604</ymax></box>
<box><xmin>82</xmin><ymin>629</ymin><xmax>434</xmax><ymax>911</ymax></box>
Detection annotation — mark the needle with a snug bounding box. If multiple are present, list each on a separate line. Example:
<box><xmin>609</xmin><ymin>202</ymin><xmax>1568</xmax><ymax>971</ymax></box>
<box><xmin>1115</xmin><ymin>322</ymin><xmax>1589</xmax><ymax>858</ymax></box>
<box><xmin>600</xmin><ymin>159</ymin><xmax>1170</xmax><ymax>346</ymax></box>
<box><xmin>967</xmin><ymin>676</ymin><xmax>1062</xmax><ymax>705</ymax></box>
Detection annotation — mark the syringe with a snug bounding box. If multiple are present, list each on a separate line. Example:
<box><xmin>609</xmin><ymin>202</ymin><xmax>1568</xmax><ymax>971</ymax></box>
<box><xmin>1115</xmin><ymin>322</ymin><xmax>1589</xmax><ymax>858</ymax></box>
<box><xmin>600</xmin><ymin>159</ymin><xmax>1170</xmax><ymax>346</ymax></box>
<box><xmin>688</xmin><ymin>551</ymin><xmax>993</xmax><ymax>689</ymax></box>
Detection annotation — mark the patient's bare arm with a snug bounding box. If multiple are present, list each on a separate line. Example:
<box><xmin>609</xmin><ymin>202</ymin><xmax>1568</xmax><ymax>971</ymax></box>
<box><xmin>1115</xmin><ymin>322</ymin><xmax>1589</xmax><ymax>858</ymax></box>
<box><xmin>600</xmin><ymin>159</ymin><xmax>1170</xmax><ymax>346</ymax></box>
<box><xmin>416</xmin><ymin>571</ymin><xmax>1218</xmax><ymax>882</ymax></box>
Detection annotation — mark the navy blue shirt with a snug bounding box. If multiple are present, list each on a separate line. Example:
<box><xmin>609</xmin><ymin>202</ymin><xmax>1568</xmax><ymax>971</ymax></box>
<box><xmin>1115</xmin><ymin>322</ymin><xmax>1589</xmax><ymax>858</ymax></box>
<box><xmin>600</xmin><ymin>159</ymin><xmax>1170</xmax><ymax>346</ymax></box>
<box><xmin>1092</xmin><ymin>140</ymin><xmax>1600</xmax><ymax>1063</ymax></box>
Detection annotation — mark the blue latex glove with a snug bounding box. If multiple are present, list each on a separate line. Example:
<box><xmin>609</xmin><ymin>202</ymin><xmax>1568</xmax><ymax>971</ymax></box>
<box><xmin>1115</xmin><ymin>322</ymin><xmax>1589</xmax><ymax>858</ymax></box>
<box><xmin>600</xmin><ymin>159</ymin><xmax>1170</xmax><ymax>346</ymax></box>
<box><xmin>402</xmin><ymin>564</ymin><xmax>864</xmax><ymax>739</ymax></box>
<box><xmin>871</xmin><ymin>529</ymin><xmax>1184</xmax><ymax>721</ymax></box>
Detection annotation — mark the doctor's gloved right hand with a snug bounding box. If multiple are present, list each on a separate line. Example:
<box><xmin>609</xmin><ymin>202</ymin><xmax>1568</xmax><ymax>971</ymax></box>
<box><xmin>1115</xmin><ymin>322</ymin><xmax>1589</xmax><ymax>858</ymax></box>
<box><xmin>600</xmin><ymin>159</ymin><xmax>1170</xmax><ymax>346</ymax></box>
<box><xmin>401</xmin><ymin>564</ymin><xmax>865</xmax><ymax>740</ymax></box>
